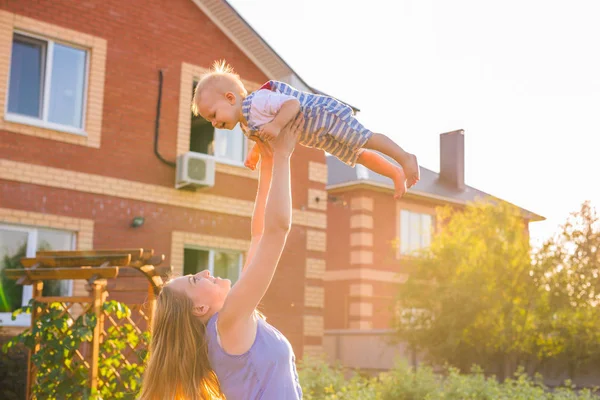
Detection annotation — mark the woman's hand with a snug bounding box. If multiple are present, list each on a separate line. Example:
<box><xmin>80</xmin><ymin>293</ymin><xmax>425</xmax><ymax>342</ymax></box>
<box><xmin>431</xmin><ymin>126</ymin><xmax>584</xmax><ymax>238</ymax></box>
<box><xmin>254</xmin><ymin>139</ymin><xmax>273</xmax><ymax>163</ymax></box>
<box><xmin>271</xmin><ymin>114</ymin><xmax>303</xmax><ymax>157</ymax></box>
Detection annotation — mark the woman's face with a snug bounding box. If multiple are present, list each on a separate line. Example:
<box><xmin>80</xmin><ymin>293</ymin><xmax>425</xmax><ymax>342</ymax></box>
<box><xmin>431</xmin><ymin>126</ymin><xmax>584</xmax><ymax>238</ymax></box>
<box><xmin>168</xmin><ymin>270</ymin><xmax>231</xmax><ymax>317</ymax></box>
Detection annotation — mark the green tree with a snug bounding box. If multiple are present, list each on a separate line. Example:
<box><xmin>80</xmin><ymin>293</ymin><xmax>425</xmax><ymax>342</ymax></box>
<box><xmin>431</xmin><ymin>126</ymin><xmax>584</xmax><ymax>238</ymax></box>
<box><xmin>393</xmin><ymin>200</ymin><xmax>540</xmax><ymax>379</ymax></box>
<box><xmin>533</xmin><ymin>201</ymin><xmax>600</xmax><ymax>380</ymax></box>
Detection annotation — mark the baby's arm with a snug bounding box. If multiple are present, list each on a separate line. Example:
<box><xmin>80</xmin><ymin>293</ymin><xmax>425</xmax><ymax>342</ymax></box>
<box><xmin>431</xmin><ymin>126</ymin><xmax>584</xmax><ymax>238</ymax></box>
<box><xmin>259</xmin><ymin>99</ymin><xmax>300</xmax><ymax>141</ymax></box>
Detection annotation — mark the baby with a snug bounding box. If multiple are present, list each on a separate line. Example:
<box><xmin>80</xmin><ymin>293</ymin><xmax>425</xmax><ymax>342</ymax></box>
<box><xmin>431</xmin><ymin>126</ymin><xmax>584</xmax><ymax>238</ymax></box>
<box><xmin>192</xmin><ymin>61</ymin><xmax>419</xmax><ymax>198</ymax></box>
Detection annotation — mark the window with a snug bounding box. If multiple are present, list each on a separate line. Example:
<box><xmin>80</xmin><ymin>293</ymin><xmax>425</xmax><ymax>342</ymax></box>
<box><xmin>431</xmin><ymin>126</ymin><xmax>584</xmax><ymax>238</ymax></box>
<box><xmin>7</xmin><ymin>32</ymin><xmax>88</xmax><ymax>134</ymax></box>
<box><xmin>189</xmin><ymin>82</ymin><xmax>246</xmax><ymax>164</ymax></box>
<box><xmin>183</xmin><ymin>247</ymin><xmax>243</xmax><ymax>284</ymax></box>
<box><xmin>399</xmin><ymin>210</ymin><xmax>433</xmax><ymax>255</ymax></box>
<box><xmin>0</xmin><ymin>224</ymin><xmax>75</xmax><ymax>326</ymax></box>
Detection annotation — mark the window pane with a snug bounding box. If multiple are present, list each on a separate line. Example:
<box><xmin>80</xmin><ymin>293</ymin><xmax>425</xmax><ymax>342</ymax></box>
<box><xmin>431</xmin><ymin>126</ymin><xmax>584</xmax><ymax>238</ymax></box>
<box><xmin>183</xmin><ymin>248</ymin><xmax>209</xmax><ymax>275</ymax></box>
<box><xmin>190</xmin><ymin>116</ymin><xmax>215</xmax><ymax>154</ymax></box>
<box><xmin>0</xmin><ymin>229</ymin><xmax>28</xmax><ymax>312</ymax></box>
<box><xmin>37</xmin><ymin>228</ymin><xmax>74</xmax><ymax>297</ymax></box>
<box><xmin>409</xmin><ymin>212</ymin><xmax>421</xmax><ymax>252</ymax></box>
<box><xmin>48</xmin><ymin>43</ymin><xmax>86</xmax><ymax>128</ymax></box>
<box><xmin>400</xmin><ymin>210</ymin><xmax>410</xmax><ymax>254</ymax></box>
<box><xmin>213</xmin><ymin>251</ymin><xmax>240</xmax><ymax>284</ymax></box>
<box><xmin>190</xmin><ymin>81</ymin><xmax>215</xmax><ymax>155</ymax></box>
<box><xmin>37</xmin><ymin>228</ymin><xmax>73</xmax><ymax>252</ymax></box>
<box><xmin>400</xmin><ymin>210</ymin><xmax>433</xmax><ymax>255</ymax></box>
<box><xmin>8</xmin><ymin>35</ymin><xmax>45</xmax><ymax>118</ymax></box>
<box><xmin>214</xmin><ymin>124</ymin><xmax>245</xmax><ymax>163</ymax></box>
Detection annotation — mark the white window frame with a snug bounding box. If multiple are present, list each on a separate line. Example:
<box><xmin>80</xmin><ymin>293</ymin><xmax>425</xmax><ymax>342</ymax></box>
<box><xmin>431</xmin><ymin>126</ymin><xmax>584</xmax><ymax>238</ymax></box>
<box><xmin>6</xmin><ymin>30</ymin><xmax>90</xmax><ymax>136</ymax></box>
<box><xmin>0</xmin><ymin>224</ymin><xmax>75</xmax><ymax>327</ymax></box>
<box><xmin>184</xmin><ymin>246</ymin><xmax>243</xmax><ymax>283</ymax></box>
<box><xmin>398</xmin><ymin>209</ymin><xmax>434</xmax><ymax>257</ymax></box>
<box><xmin>211</xmin><ymin>124</ymin><xmax>248</xmax><ymax>167</ymax></box>
<box><xmin>189</xmin><ymin>123</ymin><xmax>248</xmax><ymax>168</ymax></box>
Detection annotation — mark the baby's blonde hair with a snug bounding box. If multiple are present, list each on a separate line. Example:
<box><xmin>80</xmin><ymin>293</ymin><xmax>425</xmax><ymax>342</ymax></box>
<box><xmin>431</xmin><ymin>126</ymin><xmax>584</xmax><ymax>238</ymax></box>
<box><xmin>191</xmin><ymin>60</ymin><xmax>247</xmax><ymax>116</ymax></box>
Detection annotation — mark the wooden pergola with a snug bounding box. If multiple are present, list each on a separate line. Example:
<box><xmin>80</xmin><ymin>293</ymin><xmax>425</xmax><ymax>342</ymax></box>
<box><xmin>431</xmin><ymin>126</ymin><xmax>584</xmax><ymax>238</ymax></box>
<box><xmin>4</xmin><ymin>248</ymin><xmax>171</xmax><ymax>398</ymax></box>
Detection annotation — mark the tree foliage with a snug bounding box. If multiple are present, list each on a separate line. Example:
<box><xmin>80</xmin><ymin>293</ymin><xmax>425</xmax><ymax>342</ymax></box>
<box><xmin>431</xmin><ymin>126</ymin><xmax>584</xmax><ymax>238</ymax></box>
<box><xmin>394</xmin><ymin>200</ymin><xmax>600</xmax><ymax>380</ymax></box>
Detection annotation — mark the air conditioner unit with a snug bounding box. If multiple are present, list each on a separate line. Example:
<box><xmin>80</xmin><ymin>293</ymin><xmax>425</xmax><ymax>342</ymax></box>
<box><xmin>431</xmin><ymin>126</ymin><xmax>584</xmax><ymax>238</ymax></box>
<box><xmin>175</xmin><ymin>152</ymin><xmax>216</xmax><ymax>189</ymax></box>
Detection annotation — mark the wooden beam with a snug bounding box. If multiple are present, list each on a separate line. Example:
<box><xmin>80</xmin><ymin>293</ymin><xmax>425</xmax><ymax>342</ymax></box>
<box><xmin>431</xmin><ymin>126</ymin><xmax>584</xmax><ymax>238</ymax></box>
<box><xmin>129</xmin><ymin>254</ymin><xmax>165</xmax><ymax>268</ymax></box>
<box><xmin>4</xmin><ymin>267</ymin><xmax>119</xmax><ymax>281</ymax></box>
<box><xmin>111</xmin><ymin>268</ymin><xmax>147</xmax><ymax>278</ymax></box>
<box><xmin>137</xmin><ymin>265</ymin><xmax>156</xmax><ymax>275</ymax></box>
<box><xmin>15</xmin><ymin>263</ymin><xmax>39</xmax><ymax>285</ymax></box>
<box><xmin>150</xmin><ymin>275</ymin><xmax>164</xmax><ymax>295</ymax></box>
<box><xmin>152</xmin><ymin>275</ymin><xmax>164</xmax><ymax>286</ymax></box>
<box><xmin>34</xmin><ymin>296</ymin><xmax>93</xmax><ymax>304</ymax></box>
<box><xmin>20</xmin><ymin>254</ymin><xmax>131</xmax><ymax>268</ymax></box>
<box><xmin>141</xmin><ymin>248</ymin><xmax>154</xmax><ymax>261</ymax></box>
<box><xmin>99</xmin><ymin>265</ymin><xmax>171</xmax><ymax>280</ymax></box>
<box><xmin>16</xmin><ymin>275</ymin><xmax>33</xmax><ymax>285</ymax></box>
<box><xmin>36</xmin><ymin>249</ymin><xmax>144</xmax><ymax>261</ymax></box>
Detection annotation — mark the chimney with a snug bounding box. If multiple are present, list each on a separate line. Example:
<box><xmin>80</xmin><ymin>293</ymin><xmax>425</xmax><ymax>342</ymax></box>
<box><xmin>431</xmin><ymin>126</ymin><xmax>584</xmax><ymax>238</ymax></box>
<box><xmin>439</xmin><ymin>129</ymin><xmax>465</xmax><ymax>190</ymax></box>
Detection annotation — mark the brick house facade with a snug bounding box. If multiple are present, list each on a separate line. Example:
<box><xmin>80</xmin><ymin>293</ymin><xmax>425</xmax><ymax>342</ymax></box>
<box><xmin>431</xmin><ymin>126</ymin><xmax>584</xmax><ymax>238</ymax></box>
<box><xmin>0</xmin><ymin>1</ymin><xmax>545</xmax><ymax>373</ymax></box>
<box><xmin>0</xmin><ymin>0</ymin><xmax>328</xmax><ymax>358</ymax></box>
<box><xmin>323</xmin><ymin>130</ymin><xmax>544</xmax><ymax>370</ymax></box>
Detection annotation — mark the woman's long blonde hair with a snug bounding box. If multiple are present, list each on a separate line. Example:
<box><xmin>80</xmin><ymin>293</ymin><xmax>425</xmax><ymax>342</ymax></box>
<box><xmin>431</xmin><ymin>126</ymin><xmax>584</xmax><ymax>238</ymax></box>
<box><xmin>140</xmin><ymin>285</ymin><xmax>224</xmax><ymax>400</ymax></box>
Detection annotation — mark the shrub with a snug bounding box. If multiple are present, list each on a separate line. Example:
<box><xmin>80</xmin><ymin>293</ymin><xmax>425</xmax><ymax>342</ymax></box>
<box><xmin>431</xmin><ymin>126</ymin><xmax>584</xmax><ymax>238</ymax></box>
<box><xmin>297</xmin><ymin>358</ymin><xmax>599</xmax><ymax>400</ymax></box>
<box><xmin>2</xmin><ymin>300</ymin><xmax>148</xmax><ymax>400</ymax></box>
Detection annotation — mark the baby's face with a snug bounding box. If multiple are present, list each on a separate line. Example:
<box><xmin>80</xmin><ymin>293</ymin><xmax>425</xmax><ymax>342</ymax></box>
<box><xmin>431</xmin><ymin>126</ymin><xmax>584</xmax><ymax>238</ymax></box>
<box><xmin>196</xmin><ymin>88</ymin><xmax>241</xmax><ymax>130</ymax></box>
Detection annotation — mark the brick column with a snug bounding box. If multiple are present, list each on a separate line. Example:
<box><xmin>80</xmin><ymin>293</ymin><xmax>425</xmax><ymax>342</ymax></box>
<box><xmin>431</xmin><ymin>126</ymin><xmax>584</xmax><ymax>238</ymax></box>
<box><xmin>348</xmin><ymin>196</ymin><xmax>374</xmax><ymax>329</ymax></box>
<box><xmin>303</xmin><ymin>162</ymin><xmax>327</xmax><ymax>357</ymax></box>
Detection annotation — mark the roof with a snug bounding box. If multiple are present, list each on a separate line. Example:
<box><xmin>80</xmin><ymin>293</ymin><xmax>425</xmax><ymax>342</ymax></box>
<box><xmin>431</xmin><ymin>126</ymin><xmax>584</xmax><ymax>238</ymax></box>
<box><xmin>190</xmin><ymin>0</ymin><xmax>359</xmax><ymax>111</ymax></box>
<box><xmin>327</xmin><ymin>156</ymin><xmax>545</xmax><ymax>222</ymax></box>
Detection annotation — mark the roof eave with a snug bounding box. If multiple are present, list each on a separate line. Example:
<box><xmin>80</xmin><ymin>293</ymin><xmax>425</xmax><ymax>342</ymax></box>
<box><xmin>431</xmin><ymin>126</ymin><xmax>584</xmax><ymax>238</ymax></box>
<box><xmin>326</xmin><ymin>181</ymin><xmax>469</xmax><ymax>206</ymax></box>
<box><xmin>191</xmin><ymin>0</ymin><xmax>311</xmax><ymax>88</ymax></box>
<box><xmin>326</xmin><ymin>181</ymin><xmax>546</xmax><ymax>222</ymax></box>
<box><xmin>190</xmin><ymin>0</ymin><xmax>361</xmax><ymax>110</ymax></box>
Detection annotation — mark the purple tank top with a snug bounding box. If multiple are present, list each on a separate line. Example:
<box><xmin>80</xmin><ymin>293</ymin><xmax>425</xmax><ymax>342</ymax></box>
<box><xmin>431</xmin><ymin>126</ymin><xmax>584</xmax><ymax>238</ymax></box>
<box><xmin>206</xmin><ymin>313</ymin><xmax>303</xmax><ymax>400</ymax></box>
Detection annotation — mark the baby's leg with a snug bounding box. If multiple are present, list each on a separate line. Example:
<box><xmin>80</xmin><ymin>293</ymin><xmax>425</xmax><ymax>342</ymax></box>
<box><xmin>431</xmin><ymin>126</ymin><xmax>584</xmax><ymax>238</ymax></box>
<box><xmin>363</xmin><ymin>133</ymin><xmax>419</xmax><ymax>187</ymax></box>
<box><xmin>357</xmin><ymin>150</ymin><xmax>407</xmax><ymax>199</ymax></box>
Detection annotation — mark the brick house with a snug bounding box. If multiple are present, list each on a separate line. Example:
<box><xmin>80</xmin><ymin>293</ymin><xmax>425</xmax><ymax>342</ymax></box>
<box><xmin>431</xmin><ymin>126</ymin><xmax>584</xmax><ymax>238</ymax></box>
<box><xmin>0</xmin><ymin>0</ymin><xmax>546</xmax><ymax>374</ymax></box>
<box><xmin>0</xmin><ymin>0</ymin><xmax>329</xmax><ymax>358</ymax></box>
<box><xmin>322</xmin><ymin>130</ymin><xmax>545</xmax><ymax>370</ymax></box>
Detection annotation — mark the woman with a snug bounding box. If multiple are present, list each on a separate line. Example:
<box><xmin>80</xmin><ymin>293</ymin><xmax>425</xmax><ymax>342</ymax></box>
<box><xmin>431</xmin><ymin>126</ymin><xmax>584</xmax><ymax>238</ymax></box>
<box><xmin>140</xmin><ymin>114</ymin><xmax>304</xmax><ymax>400</ymax></box>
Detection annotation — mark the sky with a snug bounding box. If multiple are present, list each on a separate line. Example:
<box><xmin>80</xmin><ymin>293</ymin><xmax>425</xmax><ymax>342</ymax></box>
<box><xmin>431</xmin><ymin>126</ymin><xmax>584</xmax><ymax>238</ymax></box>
<box><xmin>227</xmin><ymin>0</ymin><xmax>600</xmax><ymax>248</ymax></box>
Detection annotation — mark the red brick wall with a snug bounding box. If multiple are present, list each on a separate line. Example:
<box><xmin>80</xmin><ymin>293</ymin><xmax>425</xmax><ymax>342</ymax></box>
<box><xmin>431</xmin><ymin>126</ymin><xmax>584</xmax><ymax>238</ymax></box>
<box><xmin>326</xmin><ymin>192</ymin><xmax>353</xmax><ymax>272</ymax></box>
<box><xmin>325</xmin><ymin>187</ymin><xmax>443</xmax><ymax>330</ymax></box>
<box><xmin>324</xmin><ymin>185</ymin><xmax>536</xmax><ymax>333</ymax></box>
<box><xmin>0</xmin><ymin>0</ymin><xmax>327</xmax><ymax>356</ymax></box>
<box><xmin>1</xmin><ymin>0</ymin><xmax>265</xmax><ymax>185</ymax></box>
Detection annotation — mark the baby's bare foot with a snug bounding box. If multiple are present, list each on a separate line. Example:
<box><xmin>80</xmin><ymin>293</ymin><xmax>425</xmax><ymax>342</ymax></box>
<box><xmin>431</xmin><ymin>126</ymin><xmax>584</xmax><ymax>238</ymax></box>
<box><xmin>392</xmin><ymin>166</ymin><xmax>408</xmax><ymax>199</ymax></box>
<box><xmin>402</xmin><ymin>153</ymin><xmax>420</xmax><ymax>188</ymax></box>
